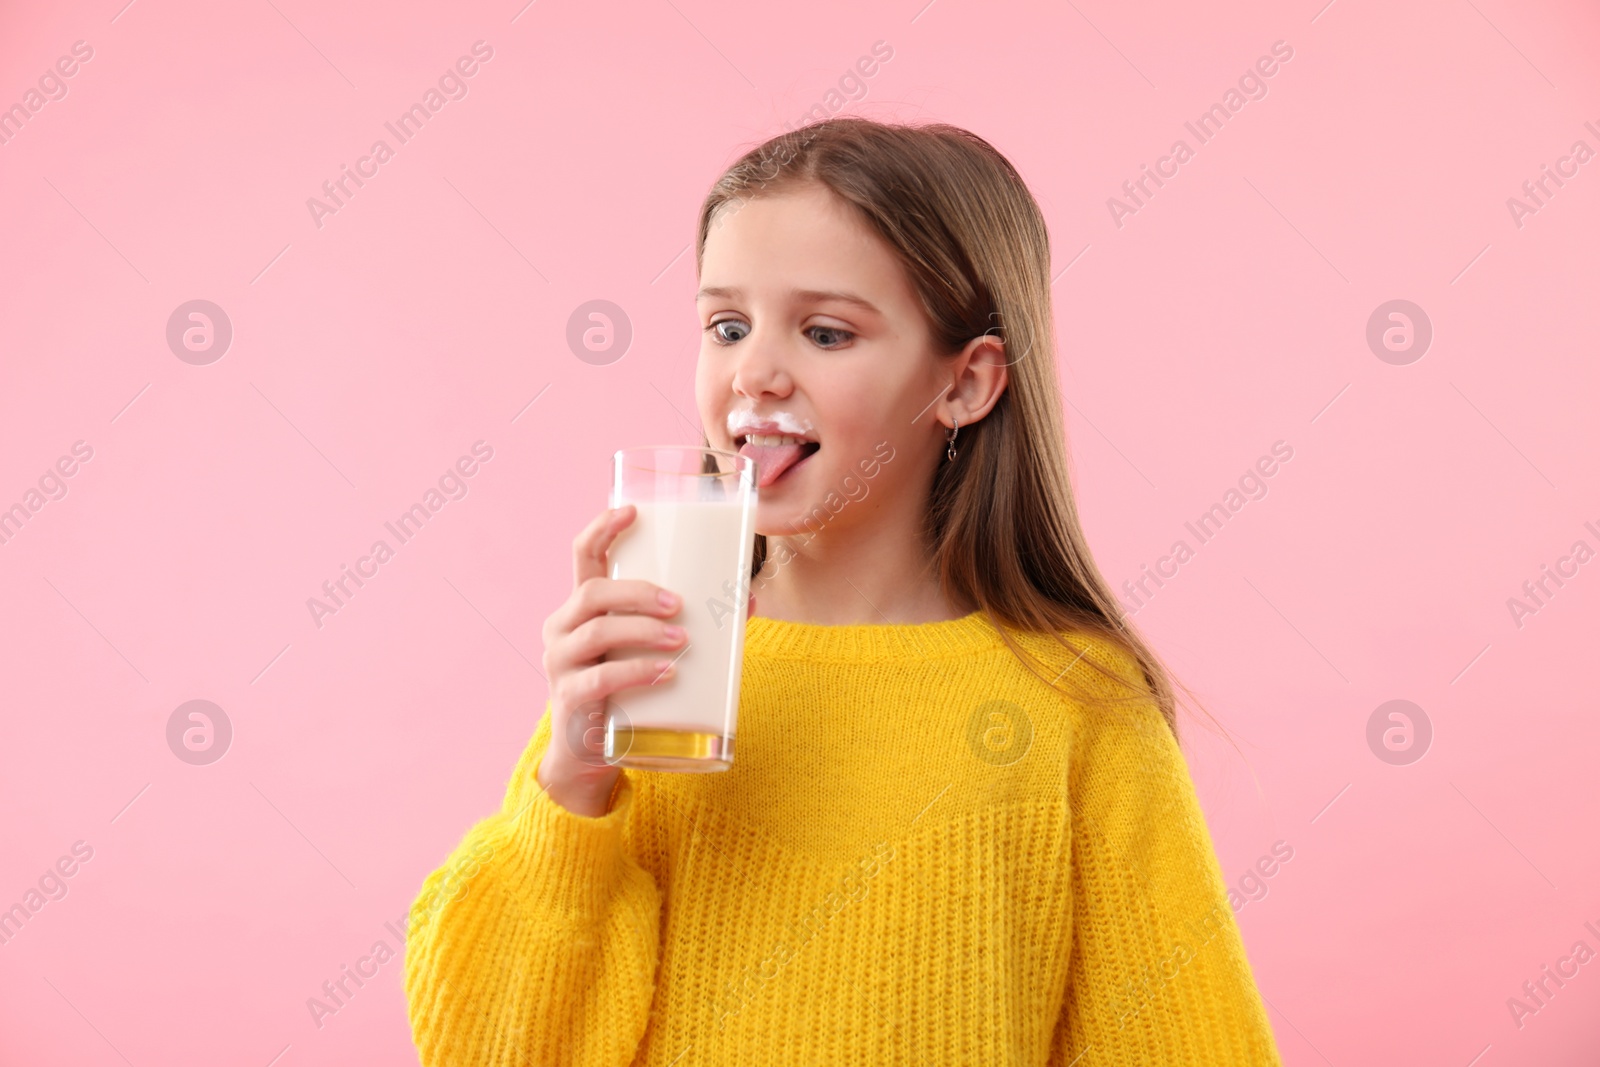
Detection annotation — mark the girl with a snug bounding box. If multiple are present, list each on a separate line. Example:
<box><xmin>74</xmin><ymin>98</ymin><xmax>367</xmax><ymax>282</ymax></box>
<box><xmin>405</xmin><ymin>117</ymin><xmax>1282</xmax><ymax>1065</ymax></box>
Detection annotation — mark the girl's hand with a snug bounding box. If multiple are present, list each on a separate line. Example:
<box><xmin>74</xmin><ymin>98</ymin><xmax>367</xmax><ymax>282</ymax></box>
<box><xmin>536</xmin><ymin>504</ymin><xmax>684</xmax><ymax>817</ymax></box>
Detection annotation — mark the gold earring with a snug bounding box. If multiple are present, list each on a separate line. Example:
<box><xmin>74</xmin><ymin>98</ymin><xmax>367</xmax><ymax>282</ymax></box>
<box><xmin>946</xmin><ymin>416</ymin><xmax>959</xmax><ymax>462</ymax></box>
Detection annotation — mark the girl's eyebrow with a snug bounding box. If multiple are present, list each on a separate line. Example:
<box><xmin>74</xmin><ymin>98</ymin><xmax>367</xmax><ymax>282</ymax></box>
<box><xmin>695</xmin><ymin>285</ymin><xmax>881</xmax><ymax>316</ymax></box>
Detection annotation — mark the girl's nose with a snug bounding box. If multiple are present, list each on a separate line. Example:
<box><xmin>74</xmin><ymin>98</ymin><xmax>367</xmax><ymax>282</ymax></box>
<box><xmin>730</xmin><ymin>332</ymin><xmax>792</xmax><ymax>398</ymax></box>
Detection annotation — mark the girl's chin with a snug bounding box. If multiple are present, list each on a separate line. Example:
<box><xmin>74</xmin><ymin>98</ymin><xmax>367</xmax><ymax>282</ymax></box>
<box><xmin>753</xmin><ymin>502</ymin><xmax>826</xmax><ymax>540</ymax></box>
<box><xmin>754</xmin><ymin>512</ymin><xmax>814</xmax><ymax>539</ymax></box>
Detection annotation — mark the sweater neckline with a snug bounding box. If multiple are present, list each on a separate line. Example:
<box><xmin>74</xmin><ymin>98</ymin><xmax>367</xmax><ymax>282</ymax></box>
<box><xmin>744</xmin><ymin>608</ymin><xmax>1003</xmax><ymax>660</ymax></box>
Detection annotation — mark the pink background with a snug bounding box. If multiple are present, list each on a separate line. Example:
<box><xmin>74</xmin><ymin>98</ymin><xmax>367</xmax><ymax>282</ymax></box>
<box><xmin>2</xmin><ymin>0</ymin><xmax>1598</xmax><ymax>1063</ymax></box>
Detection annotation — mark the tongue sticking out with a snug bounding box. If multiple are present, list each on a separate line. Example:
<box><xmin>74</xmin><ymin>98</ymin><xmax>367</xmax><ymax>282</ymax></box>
<box><xmin>738</xmin><ymin>441</ymin><xmax>814</xmax><ymax>488</ymax></box>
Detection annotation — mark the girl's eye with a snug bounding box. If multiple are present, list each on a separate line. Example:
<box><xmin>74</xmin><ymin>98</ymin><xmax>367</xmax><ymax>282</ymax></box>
<box><xmin>703</xmin><ymin>320</ymin><xmax>855</xmax><ymax>348</ymax></box>
<box><xmin>806</xmin><ymin>325</ymin><xmax>854</xmax><ymax>349</ymax></box>
<box><xmin>705</xmin><ymin>319</ymin><xmax>750</xmax><ymax>345</ymax></box>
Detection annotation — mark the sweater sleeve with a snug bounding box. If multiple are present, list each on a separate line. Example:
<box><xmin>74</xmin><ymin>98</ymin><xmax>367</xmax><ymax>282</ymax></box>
<box><xmin>1050</xmin><ymin>681</ymin><xmax>1282</xmax><ymax>1066</ymax></box>
<box><xmin>404</xmin><ymin>700</ymin><xmax>663</xmax><ymax>1067</ymax></box>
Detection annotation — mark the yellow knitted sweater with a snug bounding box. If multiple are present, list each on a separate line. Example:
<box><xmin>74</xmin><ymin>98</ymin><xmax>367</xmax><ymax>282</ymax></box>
<box><xmin>404</xmin><ymin>610</ymin><xmax>1282</xmax><ymax>1065</ymax></box>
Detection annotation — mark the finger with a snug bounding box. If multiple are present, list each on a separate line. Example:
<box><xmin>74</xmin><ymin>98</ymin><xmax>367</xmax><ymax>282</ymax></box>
<box><xmin>547</xmin><ymin>580</ymin><xmax>683</xmax><ymax>669</ymax></box>
<box><xmin>556</xmin><ymin>656</ymin><xmax>677</xmax><ymax>713</ymax></box>
<box><xmin>575</xmin><ymin>576</ymin><xmax>681</xmax><ymax>622</ymax></box>
<box><xmin>562</xmin><ymin>613</ymin><xmax>686</xmax><ymax>668</ymax></box>
<box><xmin>573</xmin><ymin>504</ymin><xmax>634</xmax><ymax>587</ymax></box>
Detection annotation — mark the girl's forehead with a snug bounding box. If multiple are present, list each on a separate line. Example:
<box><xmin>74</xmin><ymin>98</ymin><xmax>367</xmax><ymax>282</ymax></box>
<box><xmin>710</xmin><ymin>184</ymin><xmax>869</xmax><ymax>241</ymax></box>
<box><xmin>704</xmin><ymin>197</ymin><xmax>897</xmax><ymax>284</ymax></box>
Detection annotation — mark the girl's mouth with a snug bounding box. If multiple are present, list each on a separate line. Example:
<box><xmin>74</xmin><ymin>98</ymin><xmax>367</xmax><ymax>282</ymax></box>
<box><xmin>736</xmin><ymin>436</ymin><xmax>821</xmax><ymax>489</ymax></box>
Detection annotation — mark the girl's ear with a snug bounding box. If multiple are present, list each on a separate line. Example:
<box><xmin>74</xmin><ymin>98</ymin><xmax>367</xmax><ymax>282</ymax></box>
<box><xmin>944</xmin><ymin>333</ymin><xmax>1010</xmax><ymax>427</ymax></box>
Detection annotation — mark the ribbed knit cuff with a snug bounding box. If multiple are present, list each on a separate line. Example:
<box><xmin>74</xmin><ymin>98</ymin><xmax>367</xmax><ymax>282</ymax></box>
<box><xmin>501</xmin><ymin>752</ymin><xmax>636</xmax><ymax>920</ymax></box>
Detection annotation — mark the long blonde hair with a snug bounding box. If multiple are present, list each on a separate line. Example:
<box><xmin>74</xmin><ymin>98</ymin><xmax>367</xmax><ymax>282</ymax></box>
<box><xmin>694</xmin><ymin>116</ymin><xmax>1228</xmax><ymax>746</ymax></box>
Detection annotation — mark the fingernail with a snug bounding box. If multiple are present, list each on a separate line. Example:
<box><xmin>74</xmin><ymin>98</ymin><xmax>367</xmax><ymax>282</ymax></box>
<box><xmin>653</xmin><ymin>660</ymin><xmax>675</xmax><ymax>678</ymax></box>
<box><xmin>658</xmin><ymin>590</ymin><xmax>679</xmax><ymax>609</ymax></box>
<box><xmin>664</xmin><ymin>625</ymin><xmax>685</xmax><ymax>640</ymax></box>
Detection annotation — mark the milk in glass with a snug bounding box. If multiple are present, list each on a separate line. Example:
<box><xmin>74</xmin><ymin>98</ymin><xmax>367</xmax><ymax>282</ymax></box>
<box><xmin>604</xmin><ymin>497</ymin><xmax>754</xmax><ymax>771</ymax></box>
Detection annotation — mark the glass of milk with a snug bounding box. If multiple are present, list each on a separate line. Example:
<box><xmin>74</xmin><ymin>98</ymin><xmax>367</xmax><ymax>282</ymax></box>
<box><xmin>603</xmin><ymin>446</ymin><xmax>758</xmax><ymax>772</ymax></box>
